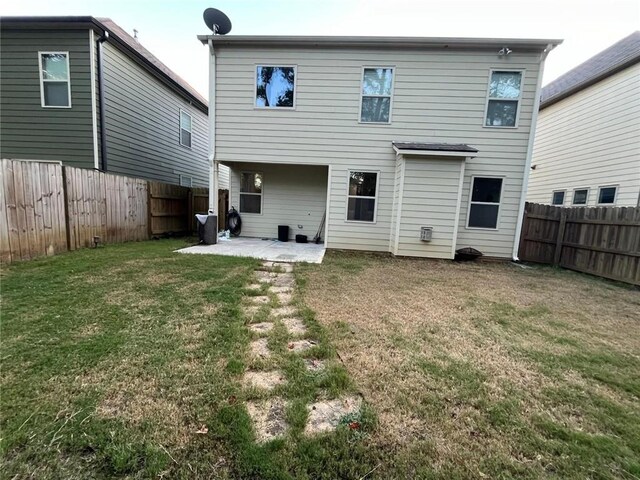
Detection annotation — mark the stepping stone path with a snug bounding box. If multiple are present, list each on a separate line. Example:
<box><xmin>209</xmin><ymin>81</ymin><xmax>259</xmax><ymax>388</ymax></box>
<box><xmin>304</xmin><ymin>396</ymin><xmax>363</xmax><ymax>435</ymax></box>
<box><xmin>243</xmin><ymin>370</ymin><xmax>286</xmax><ymax>390</ymax></box>
<box><xmin>249</xmin><ymin>322</ymin><xmax>274</xmax><ymax>334</ymax></box>
<box><xmin>282</xmin><ymin>317</ymin><xmax>307</xmax><ymax>336</ymax></box>
<box><xmin>243</xmin><ymin>261</ymin><xmax>360</xmax><ymax>443</ymax></box>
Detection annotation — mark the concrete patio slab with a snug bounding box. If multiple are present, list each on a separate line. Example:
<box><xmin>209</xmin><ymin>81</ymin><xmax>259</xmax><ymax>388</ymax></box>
<box><xmin>176</xmin><ymin>238</ymin><xmax>325</xmax><ymax>263</ymax></box>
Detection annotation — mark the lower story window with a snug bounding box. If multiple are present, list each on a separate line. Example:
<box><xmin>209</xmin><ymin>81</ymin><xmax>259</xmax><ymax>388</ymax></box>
<box><xmin>597</xmin><ymin>186</ymin><xmax>617</xmax><ymax>204</ymax></box>
<box><xmin>347</xmin><ymin>171</ymin><xmax>378</xmax><ymax>222</ymax></box>
<box><xmin>467</xmin><ymin>177</ymin><xmax>503</xmax><ymax>229</ymax></box>
<box><xmin>572</xmin><ymin>188</ymin><xmax>589</xmax><ymax>205</ymax></box>
<box><xmin>240</xmin><ymin>172</ymin><xmax>263</xmax><ymax>214</ymax></box>
<box><xmin>552</xmin><ymin>190</ymin><xmax>565</xmax><ymax>205</ymax></box>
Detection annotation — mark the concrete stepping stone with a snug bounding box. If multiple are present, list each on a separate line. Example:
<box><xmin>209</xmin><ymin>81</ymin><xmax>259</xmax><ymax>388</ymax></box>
<box><xmin>282</xmin><ymin>317</ymin><xmax>307</xmax><ymax>336</ymax></box>
<box><xmin>272</xmin><ymin>273</ymin><xmax>295</xmax><ymax>287</ymax></box>
<box><xmin>248</xmin><ymin>295</ymin><xmax>270</xmax><ymax>305</ymax></box>
<box><xmin>243</xmin><ymin>305</ymin><xmax>261</xmax><ymax>318</ymax></box>
<box><xmin>276</xmin><ymin>291</ymin><xmax>293</xmax><ymax>305</ymax></box>
<box><xmin>250</xmin><ymin>338</ymin><xmax>271</xmax><ymax>359</ymax></box>
<box><xmin>249</xmin><ymin>322</ymin><xmax>274</xmax><ymax>334</ymax></box>
<box><xmin>255</xmin><ymin>271</ymin><xmax>277</xmax><ymax>283</ymax></box>
<box><xmin>272</xmin><ymin>306</ymin><xmax>297</xmax><ymax>318</ymax></box>
<box><xmin>261</xmin><ymin>261</ymin><xmax>294</xmax><ymax>273</ymax></box>
<box><xmin>269</xmin><ymin>286</ymin><xmax>292</xmax><ymax>294</ymax></box>
<box><xmin>304</xmin><ymin>359</ymin><xmax>326</xmax><ymax>373</ymax></box>
<box><xmin>304</xmin><ymin>396</ymin><xmax>362</xmax><ymax>435</ymax></box>
<box><xmin>287</xmin><ymin>339</ymin><xmax>316</xmax><ymax>353</ymax></box>
<box><xmin>247</xmin><ymin>398</ymin><xmax>288</xmax><ymax>443</ymax></box>
<box><xmin>243</xmin><ymin>370</ymin><xmax>286</xmax><ymax>390</ymax></box>
<box><xmin>246</xmin><ymin>283</ymin><xmax>263</xmax><ymax>291</ymax></box>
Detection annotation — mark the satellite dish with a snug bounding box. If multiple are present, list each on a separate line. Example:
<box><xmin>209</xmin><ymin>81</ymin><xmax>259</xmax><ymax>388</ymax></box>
<box><xmin>203</xmin><ymin>8</ymin><xmax>232</xmax><ymax>35</ymax></box>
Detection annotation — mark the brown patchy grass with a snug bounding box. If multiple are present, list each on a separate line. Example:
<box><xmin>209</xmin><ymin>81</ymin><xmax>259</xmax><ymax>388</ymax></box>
<box><xmin>299</xmin><ymin>252</ymin><xmax>640</xmax><ymax>478</ymax></box>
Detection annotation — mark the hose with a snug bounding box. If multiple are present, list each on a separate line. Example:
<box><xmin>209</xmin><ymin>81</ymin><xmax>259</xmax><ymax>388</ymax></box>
<box><xmin>227</xmin><ymin>207</ymin><xmax>242</xmax><ymax>237</ymax></box>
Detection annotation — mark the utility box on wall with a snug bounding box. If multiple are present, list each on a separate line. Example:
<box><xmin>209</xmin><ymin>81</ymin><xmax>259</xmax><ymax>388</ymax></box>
<box><xmin>420</xmin><ymin>227</ymin><xmax>433</xmax><ymax>242</ymax></box>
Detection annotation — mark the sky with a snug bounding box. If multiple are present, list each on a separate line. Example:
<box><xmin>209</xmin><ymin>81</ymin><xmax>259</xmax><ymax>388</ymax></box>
<box><xmin>2</xmin><ymin>0</ymin><xmax>639</xmax><ymax>98</ymax></box>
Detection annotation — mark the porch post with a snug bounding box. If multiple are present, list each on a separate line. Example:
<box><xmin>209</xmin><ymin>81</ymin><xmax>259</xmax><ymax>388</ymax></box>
<box><xmin>207</xmin><ymin>38</ymin><xmax>217</xmax><ymax>214</ymax></box>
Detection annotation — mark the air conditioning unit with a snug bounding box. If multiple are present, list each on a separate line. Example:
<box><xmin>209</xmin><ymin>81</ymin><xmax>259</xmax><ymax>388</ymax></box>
<box><xmin>420</xmin><ymin>227</ymin><xmax>433</xmax><ymax>242</ymax></box>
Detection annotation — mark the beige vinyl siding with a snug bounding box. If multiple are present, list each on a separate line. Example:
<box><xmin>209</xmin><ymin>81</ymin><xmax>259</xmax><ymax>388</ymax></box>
<box><xmin>214</xmin><ymin>46</ymin><xmax>542</xmax><ymax>256</ymax></box>
<box><xmin>396</xmin><ymin>158</ymin><xmax>464</xmax><ymax>258</ymax></box>
<box><xmin>528</xmin><ymin>64</ymin><xmax>640</xmax><ymax>207</ymax></box>
<box><xmin>218</xmin><ymin>164</ymin><xmax>230</xmax><ymax>191</ymax></box>
<box><xmin>0</xmin><ymin>28</ymin><xmax>94</xmax><ymax>167</ymax></box>
<box><xmin>102</xmin><ymin>42</ymin><xmax>210</xmax><ymax>186</ymax></box>
<box><xmin>227</xmin><ymin>162</ymin><xmax>327</xmax><ymax>240</ymax></box>
<box><xmin>389</xmin><ymin>157</ymin><xmax>403</xmax><ymax>251</ymax></box>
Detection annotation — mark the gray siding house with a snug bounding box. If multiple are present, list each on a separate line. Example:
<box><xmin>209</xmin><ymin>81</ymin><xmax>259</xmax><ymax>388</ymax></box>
<box><xmin>199</xmin><ymin>34</ymin><xmax>560</xmax><ymax>259</ymax></box>
<box><xmin>528</xmin><ymin>31</ymin><xmax>640</xmax><ymax>207</ymax></box>
<box><xmin>1</xmin><ymin>16</ymin><xmax>229</xmax><ymax>189</ymax></box>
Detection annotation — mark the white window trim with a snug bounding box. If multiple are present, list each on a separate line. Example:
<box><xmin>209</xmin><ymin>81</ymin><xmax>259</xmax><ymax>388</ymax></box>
<box><xmin>179</xmin><ymin>109</ymin><xmax>193</xmax><ymax>148</ymax></box>
<box><xmin>596</xmin><ymin>185</ymin><xmax>618</xmax><ymax>205</ymax></box>
<box><xmin>465</xmin><ymin>175</ymin><xmax>505</xmax><ymax>230</ymax></box>
<box><xmin>38</xmin><ymin>51</ymin><xmax>72</xmax><ymax>108</ymax></box>
<box><xmin>179</xmin><ymin>174</ymin><xmax>193</xmax><ymax>187</ymax></box>
<box><xmin>551</xmin><ymin>189</ymin><xmax>566</xmax><ymax>206</ymax></box>
<box><xmin>571</xmin><ymin>187</ymin><xmax>590</xmax><ymax>206</ymax></box>
<box><xmin>482</xmin><ymin>68</ymin><xmax>525</xmax><ymax>129</ymax></box>
<box><xmin>358</xmin><ymin>66</ymin><xmax>395</xmax><ymax>125</ymax></box>
<box><xmin>239</xmin><ymin>171</ymin><xmax>264</xmax><ymax>215</ymax></box>
<box><xmin>254</xmin><ymin>65</ymin><xmax>297</xmax><ymax>110</ymax></box>
<box><xmin>345</xmin><ymin>170</ymin><xmax>380</xmax><ymax>224</ymax></box>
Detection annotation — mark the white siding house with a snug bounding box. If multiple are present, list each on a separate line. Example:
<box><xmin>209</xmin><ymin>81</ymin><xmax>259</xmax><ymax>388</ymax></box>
<box><xmin>200</xmin><ymin>35</ymin><xmax>560</xmax><ymax>259</ymax></box>
<box><xmin>528</xmin><ymin>32</ymin><xmax>640</xmax><ymax>207</ymax></box>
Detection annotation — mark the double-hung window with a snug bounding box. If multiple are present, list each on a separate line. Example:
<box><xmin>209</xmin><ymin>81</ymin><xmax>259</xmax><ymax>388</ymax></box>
<box><xmin>39</xmin><ymin>52</ymin><xmax>71</xmax><ymax>108</ymax></box>
<box><xmin>180</xmin><ymin>110</ymin><xmax>192</xmax><ymax>148</ymax></box>
<box><xmin>360</xmin><ymin>67</ymin><xmax>394</xmax><ymax>123</ymax></box>
<box><xmin>551</xmin><ymin>190</ymin><xmax>565</xmax><ymax>206</ymax></box>
<box><xmin>255</xmin><ymin>66</ymin><xmax>296</xmax><ymax>108</ymax></box>
<box><xmin>347</xmin><ymin>171</ymin><xmax>378</xmax><ymax>222</ymax></box>
<box><xmin>467</xmin><ymin>177</ymin><xmax>503</xmax><ymax>229</ymax></box>
<box><xmin>597</xmin><ymin>186</ymin><xmax>617</xmax><ymax>205</ymax></box>
<box><xmin>240</xmin><ymin>172</ymin><xmax>263</xmax><ymax>214</ymax></box>
<box><xmin>485</xmin><ymin>70</ymin><xmax>523</xmax><ymax>127</ymax></box>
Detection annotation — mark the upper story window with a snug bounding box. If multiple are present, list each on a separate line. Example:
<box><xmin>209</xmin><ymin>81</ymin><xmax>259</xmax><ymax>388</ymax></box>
<box><xmin>597</xmin><ymin>186</ymin><xmax>617</xmax><ymax>205</ymax></box>
<box><xmin>240</xmin><ymin>172</ymin><xmax>263</xmax><ymax>214</ymax></box>
<box><xmin>485</xmin><ymin>70</ymin><xmax>523</xmax><ymax>127</ymax></box>
<box><xmin>180</xmin><ymin>110</ymin><xmax>192</xmax><ymax>148</ymax></box>
<box><xmin>467</xmin><ymin>177</ymin><xmax>503</xmax><ymax>229</ymax></box>
<box><xmin>255</xmin><ymin>66</ymin><xmax>296</xmax><ymax>108</ymax></box>
<box><xmin>572</xmin><ymin>188</ymin><xmax>589</xmax><ymax>205</ymax></box>
<box><xmin>39</xmin><ymin>52</ymin><xmax>71</xmax><ymax>108</ymax></box>
<box><xmin>360</xmin><ymin>67</ymin><xmax>394</xmax><ymax>123</ymax></box>
<box><xmin>551</xmin><ymin>190</ymin><xmax>565</xmax><ymax>206</ymax></box>
<box><xmin>347</xmin><ymin>171</ymin><xmax>378</xmax><ymax>222</ymax></box>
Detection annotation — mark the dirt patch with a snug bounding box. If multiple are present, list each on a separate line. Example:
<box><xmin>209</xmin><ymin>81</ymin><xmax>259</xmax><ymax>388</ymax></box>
<box><xmin>243</xmin><ymin>370</ymin><xmax>286</xmax><ymax>390</ymax></box>
<box><xmin>282</xmin><ymin>318</ymin><xmax>307</xmax><ymax>336</ymax></box>
<box><xmin>287</xmin><ymin>340</ymin><xmax>316</xmax><ymax>353</ymax></box>
<box><xmin>75</xmin><ymin>323</ymin><xmax>102</xmax><ymax>338</ymax></box>
<box><xmin>304</xmin><ymin>396</ymin><xmax>362</xmax><ymax>435</ymax></box>
<box><xmin>249</xmin><ymin>322</ymin><xmax>274</xmax><ymax>334</ymax></box>
<box><xmin>246</xmin><ymin>398</ymin><xmax>288</xmax><ymax>443</ymax></box>
<box><xmin>144</xmin><ymin>272</ymin><xmax>178</xmax><ymax>286</ymax></box>
<box><xmin>250</xmin><ymin>339</ymin><xmax>271</xmax><ymax>359</ymax></box>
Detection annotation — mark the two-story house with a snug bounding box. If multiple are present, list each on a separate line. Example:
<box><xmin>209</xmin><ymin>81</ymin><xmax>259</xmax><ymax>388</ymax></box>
<box><xmin>199</xmin><ymin>34</ymin><xmax>560</xmax><ymax>259</ymax></box>
<box><xmin>1</xmin><ymin>16</ymin><xmax>228</xmax><ymax>189</ymax></box>
<box><xmin>528</xmin><ymin>31</ymin><xmax>640</xmax><ymax>207</ymax></box>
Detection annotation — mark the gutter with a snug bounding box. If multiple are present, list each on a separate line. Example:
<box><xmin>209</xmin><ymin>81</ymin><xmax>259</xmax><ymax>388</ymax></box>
<box><xmin>512</xmin><ymin>43</ymin><xmax>557</xmax><ymax>261</ymax></box>
<box><xmin>96</xmin><ymin>31</ymin><xmax>109</xmax><ymax>171</ymax></box>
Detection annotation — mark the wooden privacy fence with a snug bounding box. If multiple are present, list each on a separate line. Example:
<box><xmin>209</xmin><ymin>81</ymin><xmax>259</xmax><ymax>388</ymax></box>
<box><xmin>519</xmin><ymin>202</ymin><xmax>640</xmax><ymax>285</ymax></box>
<box><xmin>0</xmin><ymin>159</ymin><xmax>221</xmax><ymax>264</ymax></box>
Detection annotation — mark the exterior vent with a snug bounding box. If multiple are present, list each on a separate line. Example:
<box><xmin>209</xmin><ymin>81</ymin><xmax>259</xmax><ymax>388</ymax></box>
<box><xmin>420</xmin><ymin>227</ymin><xmax>433</xmax><ymax>242</ymax></box>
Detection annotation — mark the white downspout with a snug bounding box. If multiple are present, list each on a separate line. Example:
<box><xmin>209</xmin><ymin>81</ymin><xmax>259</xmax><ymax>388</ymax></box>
<box><xmin>512</xmin><ymin>43</ymin><xmax>555</xmax><ymax>261</ymax></box>
<box><xmin>207</xmin><ymin>38</ymin><xmax>218</xmax><ymax>214</ymax></box>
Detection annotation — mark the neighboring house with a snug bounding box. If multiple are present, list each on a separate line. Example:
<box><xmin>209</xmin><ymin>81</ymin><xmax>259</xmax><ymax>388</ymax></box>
<box><xmin>1</xmin><ymin>16</ymin><xmax>229</xmax><ymax>190</ymax></box>
<box><xmin>198</xmin><ymin>34</ymin><xmax>561</xmax><ymax>259</ymax></box>
<box><xmin>528</xmin><ymin>31</ymin><xmax>640</xmax><ymax>207</ymax></box>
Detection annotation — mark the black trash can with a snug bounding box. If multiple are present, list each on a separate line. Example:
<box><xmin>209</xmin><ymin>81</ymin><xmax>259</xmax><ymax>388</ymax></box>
<box><xmin>196</xmin><ymin>214</ymin><xmax>218</xmax><ymax>245</ymax></box>
<box><xmin>278</xmin><ymin>225</ymin><xmax>289</xmax><ymax>242</ymax></box>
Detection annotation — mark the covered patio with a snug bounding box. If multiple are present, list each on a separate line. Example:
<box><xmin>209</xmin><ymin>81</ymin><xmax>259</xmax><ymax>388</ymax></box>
<box><xmin>176</xmin><ymin>237</ymin><xmax>326</xmax><ymax>263</ymax></box>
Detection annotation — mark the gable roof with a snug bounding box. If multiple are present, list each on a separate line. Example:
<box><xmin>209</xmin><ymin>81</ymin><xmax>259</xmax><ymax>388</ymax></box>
<box><xmin>540</xmin><ymin>31</ymin><xmax>640</xmax><ymax>110</ymax></box>
<box><xmin>1</xmin><ymin>16</ymin><xmax>207</xmax><ymax>112</ymax></box>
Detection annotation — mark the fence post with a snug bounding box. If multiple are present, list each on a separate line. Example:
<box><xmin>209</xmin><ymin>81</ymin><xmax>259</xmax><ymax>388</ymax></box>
<box><xmin>61</xmin><ymin>166</ymin><xmax>72</xmax><ymax>251</ymax></box>
<box><xmin>146</xmin><ymin>180</ymin><xmax>153</xmax><ymax>239</ymax></box>
<box><xmin>553</xmin><ymin>208</ymin><xmax>567</xmax><ymax>266</ymax></box>
<box><xmin>187</xmin><ymin>188</ymin><xmax>194</xmax><ymax>235</ymax></box>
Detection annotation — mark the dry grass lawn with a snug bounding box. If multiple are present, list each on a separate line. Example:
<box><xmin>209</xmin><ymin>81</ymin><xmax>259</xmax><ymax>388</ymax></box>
<box><xmin>299</xmin><ymin>252</ymin><xmax>640</xmax><ymax>479</ymax></box>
